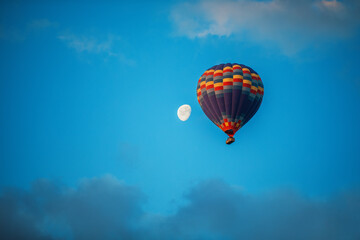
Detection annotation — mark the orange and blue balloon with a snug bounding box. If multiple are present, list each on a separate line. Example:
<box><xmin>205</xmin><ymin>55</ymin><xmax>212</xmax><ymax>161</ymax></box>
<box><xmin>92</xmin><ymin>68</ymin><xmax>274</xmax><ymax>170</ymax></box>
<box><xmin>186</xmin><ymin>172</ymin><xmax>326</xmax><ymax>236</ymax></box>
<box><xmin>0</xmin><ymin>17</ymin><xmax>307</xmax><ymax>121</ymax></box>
<box><xmin>196</xmin><ymin>63</ymin><xmax>264</xmax><ymax>144</ymax></box>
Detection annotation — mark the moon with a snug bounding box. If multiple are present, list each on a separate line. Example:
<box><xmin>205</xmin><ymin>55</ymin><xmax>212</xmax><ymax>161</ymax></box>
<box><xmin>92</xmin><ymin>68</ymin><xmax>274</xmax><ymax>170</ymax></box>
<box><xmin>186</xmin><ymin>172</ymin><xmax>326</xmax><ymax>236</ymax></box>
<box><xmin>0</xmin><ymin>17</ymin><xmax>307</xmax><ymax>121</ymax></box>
<box><xmin>177</xmin><ymin>104</ymin><xmax>191</xmax><ymax>121</ymax></box>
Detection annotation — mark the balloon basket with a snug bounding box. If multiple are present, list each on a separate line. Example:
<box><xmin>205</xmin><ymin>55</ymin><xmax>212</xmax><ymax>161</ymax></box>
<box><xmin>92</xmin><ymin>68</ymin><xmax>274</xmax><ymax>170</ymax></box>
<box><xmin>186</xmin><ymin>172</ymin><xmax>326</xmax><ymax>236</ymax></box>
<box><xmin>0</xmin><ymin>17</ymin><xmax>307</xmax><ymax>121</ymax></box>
<box><xmin>226</xmin><ymin>137</ymin><xmax>235</xmax><ymax>145</ymax></box>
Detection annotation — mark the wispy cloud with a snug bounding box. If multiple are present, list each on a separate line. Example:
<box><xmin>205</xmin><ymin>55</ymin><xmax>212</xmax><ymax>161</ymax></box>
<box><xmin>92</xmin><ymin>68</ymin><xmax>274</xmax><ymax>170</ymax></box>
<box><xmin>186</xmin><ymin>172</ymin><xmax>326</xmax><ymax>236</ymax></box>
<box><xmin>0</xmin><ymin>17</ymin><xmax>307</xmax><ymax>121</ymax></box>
<box><xmin>27</xmin><ymin>19</ymin><xmax>57</xmax><ymax>30</ymax></box>
<box><xmin>0</xmin><ymin>176</ymin><xmax>359</xmax><ymax>239</ymax></box>
<box><xmin>170</xmin><ymin>0</ymin><xmax>360</xmax><ymax>54</ymax></box>
<box><xmin>0</xmin><ymin>19</ymin><xmax>57</xmax><ymax>41</ymax></box>
<box><xmin>58</xmin><ymin>33</ymin><xmax>135</xmax><ymax>65</ymax></box>
<box><xmin>57</xmin><ymin>34</ymin><xmax>113</xmax><ymax>54</ymax></box>
<box><xmin>1</xmin><ymin>18</ymin><xmax>134</xmax><ymax>65</ymax></box>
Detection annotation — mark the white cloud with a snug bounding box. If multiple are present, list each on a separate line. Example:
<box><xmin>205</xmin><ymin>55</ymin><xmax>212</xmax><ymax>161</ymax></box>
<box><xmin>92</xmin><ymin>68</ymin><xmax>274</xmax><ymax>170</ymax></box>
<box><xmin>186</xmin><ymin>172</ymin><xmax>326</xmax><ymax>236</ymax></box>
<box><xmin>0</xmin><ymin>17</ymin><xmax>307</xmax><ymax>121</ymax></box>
<box><xmin>171</xmin><ymin>0</ymin><xmax>360</xmax><ymax>54</ymax></box>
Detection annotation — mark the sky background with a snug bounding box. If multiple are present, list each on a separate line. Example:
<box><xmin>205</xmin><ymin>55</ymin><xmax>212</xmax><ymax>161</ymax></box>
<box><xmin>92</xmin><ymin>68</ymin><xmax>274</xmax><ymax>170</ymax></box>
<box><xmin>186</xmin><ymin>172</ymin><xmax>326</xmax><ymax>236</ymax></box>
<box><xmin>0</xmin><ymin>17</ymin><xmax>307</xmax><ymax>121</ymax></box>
<box><xmin>1</xmin><ymin>0</ymin><xmax>360</xmax><ymax>239</ymax></box>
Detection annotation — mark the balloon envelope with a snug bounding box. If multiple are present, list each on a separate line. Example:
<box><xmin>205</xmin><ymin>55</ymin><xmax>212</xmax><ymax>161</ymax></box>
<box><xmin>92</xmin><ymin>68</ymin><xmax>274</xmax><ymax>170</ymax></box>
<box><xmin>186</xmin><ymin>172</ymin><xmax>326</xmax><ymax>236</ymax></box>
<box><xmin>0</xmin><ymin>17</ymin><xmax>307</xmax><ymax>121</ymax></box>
<box><xmin>196</xmin><ymin>63</ymin><xmax>264</xmax><ymax>144</ymax></box>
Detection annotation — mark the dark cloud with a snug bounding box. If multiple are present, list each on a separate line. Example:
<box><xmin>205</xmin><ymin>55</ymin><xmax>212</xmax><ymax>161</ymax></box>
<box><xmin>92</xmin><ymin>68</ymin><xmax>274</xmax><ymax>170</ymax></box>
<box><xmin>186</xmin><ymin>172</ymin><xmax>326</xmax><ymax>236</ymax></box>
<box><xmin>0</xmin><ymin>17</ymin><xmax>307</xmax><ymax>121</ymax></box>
<box><xmin>0</xmin><ymin>175</ymin><xmax>145</xmax><ymax>240</ymax></box>
<box><xmin>1</xmin><ymin>177</ymin><xmax>359</xmax><ymax>240</ymax></box>
<box><xmin>153</xmin><ymin>180</ymin><xmax>360</xmax><ymax>240</ymax></box>
<box><xmin>0</xmin><ymin>188</ymin><xmax>53</xmax><ymax>240</ymax></box>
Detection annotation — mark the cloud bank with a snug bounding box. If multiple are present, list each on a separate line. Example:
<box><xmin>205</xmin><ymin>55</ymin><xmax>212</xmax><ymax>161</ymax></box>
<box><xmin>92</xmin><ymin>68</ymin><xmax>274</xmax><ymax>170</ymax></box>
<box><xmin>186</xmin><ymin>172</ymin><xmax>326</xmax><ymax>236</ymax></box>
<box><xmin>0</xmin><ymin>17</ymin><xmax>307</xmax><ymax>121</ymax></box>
<box><xmin>0</xmin><ymin>176</ymin><xmax>359</xmax><ymax>240</ymax></box>
<box><xmin>171</xmin><ymin>0</ymin><xmax>360</xmax><ymax>54</ymax></box>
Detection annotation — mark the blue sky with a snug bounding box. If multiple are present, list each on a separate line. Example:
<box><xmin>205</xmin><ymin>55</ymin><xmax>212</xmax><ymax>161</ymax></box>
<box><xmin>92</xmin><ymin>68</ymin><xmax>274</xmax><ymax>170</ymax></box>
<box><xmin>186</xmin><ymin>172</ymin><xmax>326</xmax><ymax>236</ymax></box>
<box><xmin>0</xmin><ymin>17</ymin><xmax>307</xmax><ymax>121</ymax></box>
<box><xmin>1</xmin><ymin>0</ymin><xmax>360</xmax><ymax>239</ymax></box>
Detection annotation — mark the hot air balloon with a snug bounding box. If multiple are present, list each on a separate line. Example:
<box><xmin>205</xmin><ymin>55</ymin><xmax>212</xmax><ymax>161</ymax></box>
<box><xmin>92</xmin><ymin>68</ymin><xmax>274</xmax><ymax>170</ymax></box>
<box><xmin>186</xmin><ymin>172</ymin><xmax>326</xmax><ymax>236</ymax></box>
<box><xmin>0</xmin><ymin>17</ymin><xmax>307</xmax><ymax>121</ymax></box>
<box><xmin>196</xmin><ymin>63</ymin><xmax>264</xmax><ymax>144</ymax></box>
